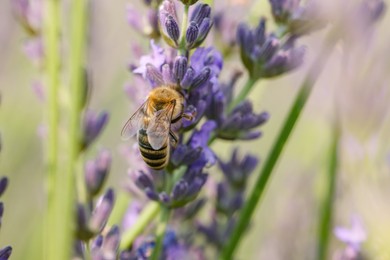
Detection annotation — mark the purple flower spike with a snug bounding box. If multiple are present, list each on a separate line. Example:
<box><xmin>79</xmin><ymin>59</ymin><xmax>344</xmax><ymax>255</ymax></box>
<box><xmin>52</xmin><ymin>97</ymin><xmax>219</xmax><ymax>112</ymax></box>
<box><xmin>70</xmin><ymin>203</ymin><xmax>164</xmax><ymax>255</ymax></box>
<box><xmin>218</xmin><ymin>149</ymin><xmax>258</xmax><ymax>189</ymax></box>
<box><xmin>158</xmin><ymin>0</ymin><xmax>180</xmax><ymax>48</ymax></box>
<box><xmin>237</xmin><ymin>18</ymin><xmax>306</xmax><ymax>79</ymax></box>
<box><xmin>184</xmin><ymin>3</ymin><xmax>213</xmax><ymax>49</ymax></box>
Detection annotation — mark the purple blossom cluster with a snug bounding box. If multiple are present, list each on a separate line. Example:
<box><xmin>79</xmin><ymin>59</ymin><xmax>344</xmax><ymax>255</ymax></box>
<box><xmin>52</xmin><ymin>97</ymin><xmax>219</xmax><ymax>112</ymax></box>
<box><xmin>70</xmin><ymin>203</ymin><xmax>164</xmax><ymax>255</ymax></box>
<box><xmin>121</xmin><ymin>0</ymin><xmax>285</xmax><ymax>257</ymax></box>
<box><xmin>10</xmin><ymin>0</ymin><xmax>387</xmax><ymax>259</ymax></box>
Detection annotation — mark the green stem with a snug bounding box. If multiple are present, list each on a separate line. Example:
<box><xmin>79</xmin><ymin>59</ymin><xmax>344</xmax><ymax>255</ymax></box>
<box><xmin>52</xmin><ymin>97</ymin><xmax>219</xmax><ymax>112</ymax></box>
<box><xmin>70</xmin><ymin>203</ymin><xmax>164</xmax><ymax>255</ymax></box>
<box><xmin>42</xmin><ymin>0</ymin><xmax>60</xmax><ymax>259</ymax></box>
<box><xmin>119</xmin><ymin>202</ymin><xmax>160</xmax><ymax>250</ymax></box>
<box><xmin>107</xmin><ymin>191</ymin><xmax>131</xmax><ymax>227</ymax></box>
<box><xmin>179</xmin><ymin>4</ymin><xmax>189</xmax><ymax>55</ymax></box>
<box><xmin>57</xmin><ymin>0</ymin><xmax>88</xmax><ymax>258</ymax></box>
<box><xmin>220</xmin><ymin>31</ymin><xmax>339</xmax><ymax>259</ymax></box>
<box><xmin>150</xmin><ymin>207</ymin><xmax>171</xmax><ymax>260</ymax></box>
<box><xmin>227</xmin><ymin>78</ymin><xmax>257</xmax><ymax>113</ymax></box>
<box><xmin>69</xmin><ymin>0</ymin><xmax>87</xmax><ymax>217</ymax></box>
<box><xmin>317</xmin><ymin>119</ymin><xmax>340</xmax><ymax>260</ymax></box>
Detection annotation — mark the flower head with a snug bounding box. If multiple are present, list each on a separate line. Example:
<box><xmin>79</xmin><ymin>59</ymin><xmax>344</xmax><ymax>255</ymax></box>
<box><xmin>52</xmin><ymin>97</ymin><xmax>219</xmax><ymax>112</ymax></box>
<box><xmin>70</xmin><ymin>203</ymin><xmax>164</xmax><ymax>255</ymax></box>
<box><xmin>158</xmin><ymin>1</ymin><xmax>212</xmax><ymax>49</ymax></box>
<box><xmin>237</xmin><ymin>18</ymin><xmax>305</xmax><ymax>79</ymax></box>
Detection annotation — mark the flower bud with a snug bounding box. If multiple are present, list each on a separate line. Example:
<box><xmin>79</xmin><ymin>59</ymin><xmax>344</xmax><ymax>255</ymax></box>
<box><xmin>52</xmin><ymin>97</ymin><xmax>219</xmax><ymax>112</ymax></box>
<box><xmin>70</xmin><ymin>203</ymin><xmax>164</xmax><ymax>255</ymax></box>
<box><xmin>89</xmin><ymin>189</ymin><xmax>115</xmax><ymax>233</ymax></box>
<box><xmin>180</xmin><ymin>67</ymin><xmax>195</xmax><ymax>89</ymax></box>
<box><xmin>0</xmin><ymin>246</ymin><xmax>12</xmax><ymax>259</ymax></box>
<box><xmin>85</xmin><ymin>150</ymin><xmax>111</xmax><ymax>197</ymax></box>
<box><xmin>173</xmin><ymin>56</ymin><xmax>188</xmax><ymax>82</ymax></box>
<box><xmin>0</xmin><ymin>177</ymin><xmax>8</xmax><ymax>197</ymax></box>
<box><xmin>83</xmin><ymin>111</ymin><xmax>109</xmax><ymax>150</ymax></box>
<box><xmin>191</xmin><ymin>68</ymin><xmax>211</xmax><ymax>89</ymax></box>
<box><xmin>158</xmin><ymin>0</ymin><xmax>180</xmax><ymax>48</ymax></box>
<box><xmin>101</xmin><ymin>226</ymin><xmax>120</xmax><ymax>260</ymax></box>
<box><xmin>185</xmin><ymin>22</ymin><xmax>199</xmax><ymax>48</ymax></box>
<box><xmin>165</xmin><ymin>15</ymin><xmax>180</xmax><ymax>45</ymax></box>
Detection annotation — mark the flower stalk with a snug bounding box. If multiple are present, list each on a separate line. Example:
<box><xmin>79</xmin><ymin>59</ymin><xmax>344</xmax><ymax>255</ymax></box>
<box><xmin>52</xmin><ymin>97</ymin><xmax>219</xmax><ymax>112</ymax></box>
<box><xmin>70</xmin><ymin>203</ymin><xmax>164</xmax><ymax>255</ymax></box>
<box><xmin>150</xmin><ymin>207</ymin><xmax>171</xmax><ymax>260</ymax></box>
<box><xmin>221</xmin><ymin>29</ymin><xmax>339</xmax><ymax>259</ymax></box>
<box><xmin>119</xmin><ymin>202</ymin><xmax>160</xmax><ymax>250</ymax></box>
<box><xmin>227</xmin><ymin>77</ymin><xmax>257</xmax><ymax>113</ymax></box>
<box><xmin>179</xmin><ymin>4</ymin><xmax>189</xmax><ymax>55</ymax></box>
<box><xmin>60</xmin><ymin>0</ymin><xmax>88</xmax><ymax>258</ymax></box>
<box><xmin>42</xmin><ymin>0</ymin><xmax>60</xmax><ymax>258</ymax></box>
<box><xmin>317</xmin><ymin>119</ymin><xmax>340</xmax><ymax>260</ymax></box>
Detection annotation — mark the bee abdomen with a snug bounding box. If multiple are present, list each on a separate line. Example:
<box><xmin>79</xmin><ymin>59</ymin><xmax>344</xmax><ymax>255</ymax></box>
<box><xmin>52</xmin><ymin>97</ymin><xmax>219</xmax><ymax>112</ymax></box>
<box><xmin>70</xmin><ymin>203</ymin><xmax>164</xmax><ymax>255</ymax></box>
<box><xmin>138</xmin><ymin>129</ymin><xmax>169</xmax><ymax>170</ymax></box>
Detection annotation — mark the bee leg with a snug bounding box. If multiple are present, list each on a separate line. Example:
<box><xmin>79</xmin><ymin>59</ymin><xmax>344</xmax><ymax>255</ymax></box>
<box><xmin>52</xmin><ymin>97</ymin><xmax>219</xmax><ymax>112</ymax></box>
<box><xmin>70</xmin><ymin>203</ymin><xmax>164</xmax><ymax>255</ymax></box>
<box><xmin>182</xmin><ymin>112</ymin><xmax>195</xmax><ymax>121</ymax></box>
<box><xmin>169</xmin><ymin>130</ymin><xmax>178</xmax><ymax>147</ymax></box>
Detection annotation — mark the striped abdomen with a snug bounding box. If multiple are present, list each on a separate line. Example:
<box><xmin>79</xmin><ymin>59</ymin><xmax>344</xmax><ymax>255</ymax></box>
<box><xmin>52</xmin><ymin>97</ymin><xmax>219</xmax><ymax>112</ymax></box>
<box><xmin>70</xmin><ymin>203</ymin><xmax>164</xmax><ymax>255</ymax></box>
<box><xmin>138</xmin><ymin>129</ymin><xmax>169</xmax><ymax>170</ymax></box>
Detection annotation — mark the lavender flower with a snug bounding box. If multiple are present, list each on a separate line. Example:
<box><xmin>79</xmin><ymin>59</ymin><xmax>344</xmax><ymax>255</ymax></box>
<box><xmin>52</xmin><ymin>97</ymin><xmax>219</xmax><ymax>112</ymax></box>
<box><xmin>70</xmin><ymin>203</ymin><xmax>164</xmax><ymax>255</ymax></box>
<box><xmin>218</xmin><ymin>149</ymin><xmax>258</xmax><ymax>189</ymax></box>
<box><xmin>135</xmin><ymin>166</ymin><xmax>208</xmax><ymax>208</ymax></box>
<box><xmin>158</xmin><ymin>1</ymin><xmax>212</xmax><ymax>49</ymax></box>
<box><xmin>198</xmin><ymin>149</ymin><xmax>258</xmax><ymax>250</ymax></box>
<box><xmin>237</xmin><ymin>18</ymin><xmax>305</xmax><ymax>79</ymax></box>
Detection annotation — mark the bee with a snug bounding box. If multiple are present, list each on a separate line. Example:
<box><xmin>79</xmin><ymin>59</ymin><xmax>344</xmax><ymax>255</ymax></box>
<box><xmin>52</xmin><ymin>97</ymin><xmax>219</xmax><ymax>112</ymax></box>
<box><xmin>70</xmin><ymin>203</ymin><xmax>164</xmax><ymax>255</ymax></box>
<box><xmin>121</xmin><ymin>85</ymin><xmax>188</xmax><ymax>170</ymax></box>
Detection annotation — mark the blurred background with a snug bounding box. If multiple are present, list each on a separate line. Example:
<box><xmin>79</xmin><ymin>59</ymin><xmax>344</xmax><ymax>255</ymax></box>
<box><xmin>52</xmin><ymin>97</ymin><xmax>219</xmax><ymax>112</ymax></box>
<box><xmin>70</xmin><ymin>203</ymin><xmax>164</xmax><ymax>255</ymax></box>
<box><xmin>1</xmin><ymin>0</ymin><xmax>390</xmax><ymax>259</ymax></box>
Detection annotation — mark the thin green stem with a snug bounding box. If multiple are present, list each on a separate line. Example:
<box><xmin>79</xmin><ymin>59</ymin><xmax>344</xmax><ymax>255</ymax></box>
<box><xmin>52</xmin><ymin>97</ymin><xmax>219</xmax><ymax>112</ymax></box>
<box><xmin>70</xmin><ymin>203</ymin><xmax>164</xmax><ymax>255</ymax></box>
<box><xmin>42</xmin><ymin>0</ymin><xmax>60</xmax><ymax>259</ymax></box>
<box><xmin>107</xmin><ymin>191</ymin><xmax>131</xmax><ymax>227</ymax></box>
<box><xmin>220</xmin><ymin>30</ymin><xmax>339</xmax><ymax>259</ymax></box>
<box><xmin>179</xmin><ymin>4</ymin><xmax>189</xmax><ymax>55</ymax></box>
<box><xmin>317</xmin><ymin>119</ymin><xmax>340</xmax><ymax>260</ymax></box>
<box><xmin>227</xmin><ymin>78</ymin><xmax>257</xmax><ymax>113</ymax></box>
<box><xmin>150</xmin><ymin>207</ymin><xmax>171</xmax><ymax>260</ymax></box>
<box><xmin>119</xmin><ymin>202</ymin><xmax>160</xmax><ymax>250</ymax></box>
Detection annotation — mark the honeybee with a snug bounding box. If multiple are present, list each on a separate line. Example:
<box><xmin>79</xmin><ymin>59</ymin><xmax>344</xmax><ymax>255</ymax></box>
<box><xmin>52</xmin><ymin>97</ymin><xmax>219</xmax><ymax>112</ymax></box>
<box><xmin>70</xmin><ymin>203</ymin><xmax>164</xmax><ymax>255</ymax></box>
<box><xmin>121</xmin><ymin>85</ymin><xmax>188</xmax><ymax>170</ymax></box>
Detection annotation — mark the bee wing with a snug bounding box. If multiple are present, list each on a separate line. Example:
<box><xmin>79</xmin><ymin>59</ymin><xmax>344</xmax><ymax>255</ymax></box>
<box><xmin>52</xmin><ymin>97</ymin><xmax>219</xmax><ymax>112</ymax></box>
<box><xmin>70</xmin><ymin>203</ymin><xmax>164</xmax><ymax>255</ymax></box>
<box><xmin>121</xmin><ymin>101</ymin><xmax>148</xmax><ymax>140</ymax></box>
<box><xmin>146</xmin><ymin>102</ymin><xmax>176</xmax><ymax>150</ymax></box>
